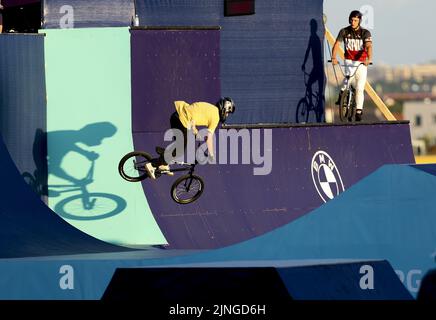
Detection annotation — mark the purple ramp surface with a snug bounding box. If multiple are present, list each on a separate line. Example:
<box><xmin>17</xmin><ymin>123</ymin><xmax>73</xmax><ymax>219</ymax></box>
<box><xmin>131</xmin><ymin>29</ymin><xmax>221</xmax><ymax>133</ymax></box>
<box><xmin>132</xmin><ymin>122</ymin><xmax>415</xmax><ymax>249</ymax></box>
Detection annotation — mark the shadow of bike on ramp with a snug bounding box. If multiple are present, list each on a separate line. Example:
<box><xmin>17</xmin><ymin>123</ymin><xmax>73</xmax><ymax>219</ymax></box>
<box><xmin>22</xmin><ymin>124</ymin><xmax>127</xmax><ymax>221</ymax></box>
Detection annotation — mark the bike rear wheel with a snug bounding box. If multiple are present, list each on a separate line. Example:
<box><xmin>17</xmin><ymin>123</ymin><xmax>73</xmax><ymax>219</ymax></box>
<box><xmin>118</xmin><ymin>151</ymin><xmax>153</xmax><ymax>182</ymax></box>
<box><xmin>171</xmin><ymin>174</ymin><xmax>204</xmax><ymax>204</ymax></box>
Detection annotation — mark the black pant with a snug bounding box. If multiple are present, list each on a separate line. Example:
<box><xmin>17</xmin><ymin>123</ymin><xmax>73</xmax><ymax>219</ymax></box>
<box><xmin>153</xmin><ymin>112</ymin><xmax>187</xmax><ymax>167</ymax></box>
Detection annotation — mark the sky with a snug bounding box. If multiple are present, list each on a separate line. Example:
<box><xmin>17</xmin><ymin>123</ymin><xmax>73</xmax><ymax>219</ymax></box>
<box><xmin>324</xmin><ymin>0</ymin><xmax>436</xmax><ymax>66</ymax></box>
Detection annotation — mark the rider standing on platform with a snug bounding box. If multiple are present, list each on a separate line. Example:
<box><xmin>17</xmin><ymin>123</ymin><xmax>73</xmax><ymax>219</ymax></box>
<box><xmin>331</xmin><ymin>10</ymin><xmax>373</xmax><ymax>122</ymax></box>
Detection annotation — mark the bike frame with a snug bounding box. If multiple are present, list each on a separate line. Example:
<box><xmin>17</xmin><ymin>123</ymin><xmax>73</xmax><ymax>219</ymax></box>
<box><xmin>340</xmin><ymin>62</ymin><xmax>371</xmax><ymax>113</ymax></box>
<box><xmin>165</xmin><ymin>161</ymin><xmax>197</xmax><ymax>177</ymax></box>
<box><xmin>328</xmin><ymin>60</ymin><xmax>372</xmax><ymax>120</ymax></box>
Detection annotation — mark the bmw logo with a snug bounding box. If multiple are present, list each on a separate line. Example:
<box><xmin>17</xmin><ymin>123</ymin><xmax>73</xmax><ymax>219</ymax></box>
<box><xmin>311</xmin><ymin>151</ymin><xmax>345</xmax><ymax>203</ymax></box>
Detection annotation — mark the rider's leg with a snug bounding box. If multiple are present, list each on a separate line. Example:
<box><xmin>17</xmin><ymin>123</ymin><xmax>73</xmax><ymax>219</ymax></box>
<box><xmin>144</xmin><ymin>112</ymin><xmax>183</xmax><ymax>179</ymax></box>
<box><xmin>151</xmin><ymin>112</ymin><xmax>183</xmax><ymax>168</ymax></box>
<box><xmin>355</xmin><ymin>65</ymin><xmax>368</xmax><ymax>121</ymax></box>
<box><xmin>336</xmin><ymin>60</ymin><xmax>354</xmax><ymax>105</ymax></box>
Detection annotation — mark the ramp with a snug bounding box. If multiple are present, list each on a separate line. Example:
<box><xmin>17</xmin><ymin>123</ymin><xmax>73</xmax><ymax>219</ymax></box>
<box><xmin>4</xmin><ymin>161</ymin><xmax>434</xmax><ymax>299</ymax></box>
<box><xmin>0</xmin><ymin>162</ymin><xmax>434</xmax><ymax>299</ymax></box>
<box><xmin>133</xmin><ymin>122</ymin><xmax>414</xmax><ymax>249</ymax></box>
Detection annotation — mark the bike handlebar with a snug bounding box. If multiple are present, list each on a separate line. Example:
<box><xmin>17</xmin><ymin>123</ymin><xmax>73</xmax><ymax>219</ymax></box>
<box><xmin>327</xmin><ymin>60</ymin><xmax>373</xmax><ymax>66</ymax></box>
<box><xmin>328</xmin><ymin>60</ymin><xmax>372</xmax><ymax>78</ymax></box>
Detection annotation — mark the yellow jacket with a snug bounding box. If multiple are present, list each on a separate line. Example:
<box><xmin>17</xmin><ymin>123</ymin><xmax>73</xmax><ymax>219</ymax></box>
<box><xmin>174</xmin><ymin>101</ymin><xmax>220</xmax><ymax>134</ymax></box>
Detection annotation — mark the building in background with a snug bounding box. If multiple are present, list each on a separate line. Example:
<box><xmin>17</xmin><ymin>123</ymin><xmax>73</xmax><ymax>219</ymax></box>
<box><xmin>403</xmin><ymin>100</ymin><xmax>436</xmax><ymax>155</ymax></box>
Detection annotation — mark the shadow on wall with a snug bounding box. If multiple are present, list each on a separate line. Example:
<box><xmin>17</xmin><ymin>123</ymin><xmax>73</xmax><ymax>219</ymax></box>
<box><xmin>22</xmin><ymin>122</ymin><xmax>127</xmax><ymax>221</ymax></box>
<box><xmin>297</xmin><ymin>19</ymin><xmax>325</xmax><ymax>123</ymax></box>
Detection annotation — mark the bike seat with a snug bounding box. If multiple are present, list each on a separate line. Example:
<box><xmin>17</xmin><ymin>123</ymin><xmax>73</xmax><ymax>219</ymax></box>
<box><xmin>156</xmin><ymin>146</ymin><xmax>165</xmax><ymax>156</ymax></box>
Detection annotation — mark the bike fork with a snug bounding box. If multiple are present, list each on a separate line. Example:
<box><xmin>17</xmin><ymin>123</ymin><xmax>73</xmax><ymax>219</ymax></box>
<box><xmin>347</xmin><ymin>88</ymin><xmax>353</xmax><ymax>106</ymax></box>
<box><xmin>184</xmin><ymin>176</ymin><xmax>194</xmax><ymax>191</ymax></box>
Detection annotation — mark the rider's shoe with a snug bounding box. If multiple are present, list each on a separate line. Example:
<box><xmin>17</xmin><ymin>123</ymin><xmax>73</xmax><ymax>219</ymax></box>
<box><xmin>145</xmin><ymin>163</ymin><xmax>156</xmax><ymax>180</ymax></box>
<box><xmin>158</xmin><ymin>164</ymin><xmax>170</xmax><ymax>171</ymax></box>
<box><xmin>158</xmin><ymin>164</ymin><xmax>174</xmax><ymax>176</ymax></box>
<box><xmin>355</xmin><ymin>110</ymin><xmax>363</xmax><ymax>122</ymax></box>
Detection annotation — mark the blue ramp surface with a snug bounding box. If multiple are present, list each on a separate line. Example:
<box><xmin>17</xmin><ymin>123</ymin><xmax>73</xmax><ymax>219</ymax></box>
<box><xmin>278</xmin><ymin>260</ymin><xmax>412</xmax><ymax>300</ymax></box>
<box><xmin>156</xmin><ymin>164</ymin><xmax>434</xmax><ymax>295</ymax></box>
<box><xmin>0</xmin><ymin>164</ymin><xmax>433</xmax><ymax>299</ymax></box>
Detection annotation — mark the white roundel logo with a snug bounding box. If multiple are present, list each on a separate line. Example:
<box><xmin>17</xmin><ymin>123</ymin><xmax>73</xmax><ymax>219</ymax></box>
<box><xmin>311</xmin><ymin>151</ymin><xmax>345</xmax><ymax>203</ymax></box>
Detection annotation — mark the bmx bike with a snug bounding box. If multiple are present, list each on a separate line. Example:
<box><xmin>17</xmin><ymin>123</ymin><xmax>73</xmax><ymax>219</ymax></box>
<box><xmin>329</xmin><ymin>60</ymin><xmax>372</xmax><ymax>122</ymax></box>
<box><xmin>118</xmin><ymin>147</ymin><xmax>205</xmax><ymax>205</ymax></box>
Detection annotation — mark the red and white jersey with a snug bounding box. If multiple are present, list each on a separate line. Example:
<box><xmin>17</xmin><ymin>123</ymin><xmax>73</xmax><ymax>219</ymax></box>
<box><xmin>337</xmin><ymin>26</ymin><xmax>372</xmax><ymax>62</ymax></box>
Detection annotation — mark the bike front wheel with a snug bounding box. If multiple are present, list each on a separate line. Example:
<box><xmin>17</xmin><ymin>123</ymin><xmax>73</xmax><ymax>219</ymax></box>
<box><xmin>339</xmin><ymin>89</ymin><xmax>355</xmax><ymax>122</ymax></box>
<box><xmin>118</xmin><ymin>151</ymin><xmax>153</xmax><ymax>182</ymax></box>
<box><xmin>171</xmin><ymin>174</ymin><xmax>204</xmax><ymax>204</ymax></box>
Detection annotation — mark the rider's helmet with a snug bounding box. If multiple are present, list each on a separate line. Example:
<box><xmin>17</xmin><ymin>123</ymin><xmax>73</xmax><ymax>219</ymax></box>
<box><xmin>216</xmin><ymin>97</ymin><xmax>236</xmax><ymax>123</ymax></box>
<box><xmin>349</xmin><ymin>10</ymin><xmax>363</xmax><ymax>25</ymax></box>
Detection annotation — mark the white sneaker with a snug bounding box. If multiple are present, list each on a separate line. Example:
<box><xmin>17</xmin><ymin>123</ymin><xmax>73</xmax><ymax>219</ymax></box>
<box><xmin>145</xmin><ymin>163</ymin><xmax>156</xmax><ymax>180</ymax></box>
<box><xmin>158</xmin><ymin>164</ymin><xmax>174</xmax><ymax>176</ymax></box>
<box><xmin>158</xmin><ymin>164</ymin><xmax>170</xmax><ymax>171</ymax></box>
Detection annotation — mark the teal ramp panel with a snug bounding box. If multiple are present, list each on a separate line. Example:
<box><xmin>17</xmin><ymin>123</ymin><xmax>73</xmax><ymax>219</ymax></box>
<box><xmin>43</xmin><ymin>27</ymin><xmax>167</xmax><ymax>246</ymax></box>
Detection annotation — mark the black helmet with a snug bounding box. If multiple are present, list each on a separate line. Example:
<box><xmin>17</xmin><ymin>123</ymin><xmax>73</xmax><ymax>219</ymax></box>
<box><xmin>216</xmin><ymin>97</ymin><xmax>236</xmax><ymax>123</ymax></box>
<box><xmin>349</xmin><ymin>10</ymin><xmax>362</xmax><ymax>24</ymax></box>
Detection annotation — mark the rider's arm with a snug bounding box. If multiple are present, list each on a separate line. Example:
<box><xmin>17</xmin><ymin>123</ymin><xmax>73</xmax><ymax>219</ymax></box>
<box><xmin>206</xmin><ymin>132</ymin><xmax>214</xmax><ymax>158</ymax></box>
<box><xmin>365</xmin><ymin>41</ymin><xmax>373</xmax><ymax>64</ymax></box>
<box><xmin>332</xmin><ymin>29</ymin><xmax>344</xmax><ymax>64</ymax></box>
<box><xmin>331</xmin><ymin>40</ymin><xmax>341</xmax><ymax>64</ymax></box>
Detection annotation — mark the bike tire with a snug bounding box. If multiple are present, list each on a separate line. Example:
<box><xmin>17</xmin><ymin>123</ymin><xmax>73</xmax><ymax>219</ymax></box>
<box><xmin>296</xmin><ymin>98</ymin><xmax>310</xmax><ymax>123</ymax></box>
<box><xmin>54</xmin><ymin>192</ymin><xmax>127</xmax><ymax>221</ymax></box>
<box><xmin>118</xmin><ymin>151</ymin><xmax>153</xmax><ymax>182</ymax></box>
<box><xmin>171</xmin><ymin>174</ymin><xmax>204</xmax><ymax>205</ymax></box>
<box><xmin>339</xmin><ymin>89</ymin><xmax>351</xmax><ymax>122</ymax></box>
<box><xmin>349</xmin><ymin>87</ymin><xmax>357</xmax><ymax>122</ymax></box>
